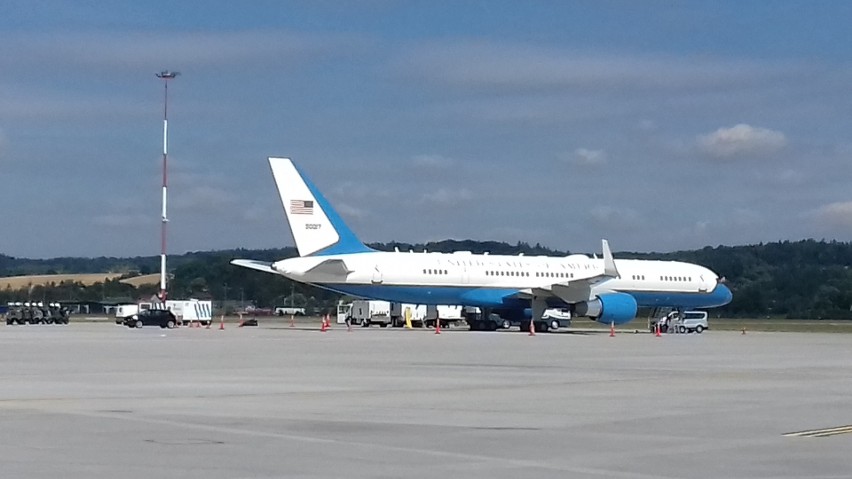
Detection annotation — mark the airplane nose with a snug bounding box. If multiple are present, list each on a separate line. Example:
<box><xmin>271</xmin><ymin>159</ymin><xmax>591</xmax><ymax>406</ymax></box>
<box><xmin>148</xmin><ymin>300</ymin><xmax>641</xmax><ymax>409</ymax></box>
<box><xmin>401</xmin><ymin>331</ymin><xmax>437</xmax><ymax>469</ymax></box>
<box><xmin>715</xmin><ymin>283</ymin><xmax>733</xmax><ymax>306</ymax></box>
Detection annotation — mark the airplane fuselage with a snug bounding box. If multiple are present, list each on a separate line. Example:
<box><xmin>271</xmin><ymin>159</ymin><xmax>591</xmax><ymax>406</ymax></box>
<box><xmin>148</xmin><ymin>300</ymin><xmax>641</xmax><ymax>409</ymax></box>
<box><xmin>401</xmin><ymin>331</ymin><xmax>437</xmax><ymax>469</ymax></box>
<box><xmin>271</xmin><ymin>251</ymin><xmax>731</xmax><ymax>310</ymax></box>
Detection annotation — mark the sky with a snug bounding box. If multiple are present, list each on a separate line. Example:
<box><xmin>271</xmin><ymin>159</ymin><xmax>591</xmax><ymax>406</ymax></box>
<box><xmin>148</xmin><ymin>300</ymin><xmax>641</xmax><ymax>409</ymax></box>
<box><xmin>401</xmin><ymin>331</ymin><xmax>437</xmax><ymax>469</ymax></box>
<box><xmin>1</xmin><ymin>1</ymin><xmax>851</xmax><ymax>258</ymax></box>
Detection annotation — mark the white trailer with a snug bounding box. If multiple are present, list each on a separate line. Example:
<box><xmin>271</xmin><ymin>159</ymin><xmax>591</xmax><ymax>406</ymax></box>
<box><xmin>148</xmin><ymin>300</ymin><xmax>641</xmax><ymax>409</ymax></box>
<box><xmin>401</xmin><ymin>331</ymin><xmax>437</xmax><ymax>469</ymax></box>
<box><xmin>168</xmin><ymin>299</ymin><xmax>213</xmax><ymax>326</ymax></box>
<box><xmin>114</xmin><ymin>299</ymin><xmax>213</xmax><ymax>326</ymax></box>
<box><xmin>274</xmin><ymin>306</ymin><xmax>306</xmax><ymax>316</ymax></box>
<box><xmin>389</xmin><ymin>303</ymin><xmax>427</xmax><ymax>327</ymax></box>
<box><xmin>347</xmin><ymin>300</ymin><xmax>392</xmax><ymax>327</ymax></box>
<box><xmin>389</xmin><ymin>303</ymin><xmax>465</xmax><ymax>328</ymax></box>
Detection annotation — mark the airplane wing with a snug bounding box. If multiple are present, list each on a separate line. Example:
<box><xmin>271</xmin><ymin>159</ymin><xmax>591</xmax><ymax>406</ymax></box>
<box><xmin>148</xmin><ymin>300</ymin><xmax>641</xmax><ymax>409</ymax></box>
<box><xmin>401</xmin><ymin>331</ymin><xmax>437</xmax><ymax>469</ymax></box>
<box><xmin>230</xmin><ymin>259</ymin><xmax>278</xmax><ymax>274</ymax></box>
<box><xmin>517</xmin><ymin>239</ymin><xmax>621</xmax><ymax>303</ymax></box>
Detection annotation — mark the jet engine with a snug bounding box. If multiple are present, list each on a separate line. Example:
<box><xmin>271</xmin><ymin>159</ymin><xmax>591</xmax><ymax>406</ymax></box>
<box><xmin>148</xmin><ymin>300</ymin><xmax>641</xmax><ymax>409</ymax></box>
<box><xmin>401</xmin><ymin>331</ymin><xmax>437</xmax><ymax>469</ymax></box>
<box><xmin>574</xmin><ymin>292</ymin><xmax>637</xmax><ymax>325</ymax></box>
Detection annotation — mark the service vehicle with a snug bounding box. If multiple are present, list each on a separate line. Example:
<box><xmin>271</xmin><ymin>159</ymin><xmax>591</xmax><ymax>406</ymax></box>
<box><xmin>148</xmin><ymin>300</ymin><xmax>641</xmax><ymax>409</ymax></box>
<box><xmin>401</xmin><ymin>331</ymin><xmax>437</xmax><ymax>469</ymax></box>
<box><xmin>651</xmin><ymin>310</ymin><xmax>709</xmax><ymax>334</ymax></box>
<box><xmin>494</xmin><ymin>308</ymin><xmax>571</xmax><ymax>332</ymax></box>
<box><xmin>124</xmin><ymin>308</ymin><xmax>178</xmax><ymax>329</ymax></box>
<box><xmin>343</xmin><ymin>300</ymin><xmax>392</xmax><ymax>327</ymax></box>
<box><xmin>5</xmin><ymin>302</ymin><xmax>69</xmax><ymax>325</ymax></box>
<box><xmin>115</xmin><ymin>299</ymin><xmax>212</xmax><ymax>326</ymax></box>
<box><xmin>387</xmin><ymin>303</ymin><xmax>465</xmax><ymax>328</ymax></box>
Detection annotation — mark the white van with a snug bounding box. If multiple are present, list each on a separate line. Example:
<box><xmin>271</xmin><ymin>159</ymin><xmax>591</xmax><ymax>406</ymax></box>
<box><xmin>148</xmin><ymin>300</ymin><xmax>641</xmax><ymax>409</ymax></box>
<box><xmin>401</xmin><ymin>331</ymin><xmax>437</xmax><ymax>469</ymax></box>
<box><xmin>652</xmin><ymin>310</ymin><xmax>709</xmax><ymax>334</ymax></box>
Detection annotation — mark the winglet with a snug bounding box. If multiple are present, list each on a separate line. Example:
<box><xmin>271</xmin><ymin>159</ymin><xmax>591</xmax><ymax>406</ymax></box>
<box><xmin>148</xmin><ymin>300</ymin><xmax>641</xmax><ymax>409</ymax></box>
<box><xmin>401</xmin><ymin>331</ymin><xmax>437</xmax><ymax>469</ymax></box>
<box><xmin>602</xmin><ymin>239</ymin><xmax>620</xmax><ymax>278</ymax></box>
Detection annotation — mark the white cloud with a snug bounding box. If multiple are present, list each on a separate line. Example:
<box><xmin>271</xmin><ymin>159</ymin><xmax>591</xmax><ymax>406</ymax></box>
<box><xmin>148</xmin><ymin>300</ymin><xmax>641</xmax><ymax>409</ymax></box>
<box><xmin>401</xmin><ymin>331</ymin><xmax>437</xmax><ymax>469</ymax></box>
<box><xmin>811</xmin><ymin>201</ymin><xmax>852</xmax><ymax>229</ymax></box>
<box><xmin>0</xmin><ymin>30</ymin><xmax>368</xmax><ymax>71</ymax></box>
<box><xmin>411</xmin><ymin>154</ymin><xmax>455</xmax><ymax>169</ymax></box>
<box><xmin>697</xmin><ymin>124</ymin><xmax>787</xmax><ymax>159</ymax></box>
<box><xmin>731</xmin><ymin>208</ymin><xmax>764</xmax><ymax>227</ymax></box>
<box><xmin>239</xmin><ymin>204</ymin><xmax>269</xmax><ymax>223</ymax></box>
<box><xmin>587</xmin><ymin>206</ymin><xmax>642</xmax><ymax>228</ymax></box>
<box><xmin>396</xmin><ymin>41</ymin><xmax>801</xmax><ymax>93</ymax></box>
<box><xmin>91</xmin><ymin>213</ymin><xmax>154</xmax><ymax>227</ymax></box>
<box><xmin>172</xmin><ymin>185</ymin><xmax>238</xmax><ymax>211</ymax></box>
<box><xmin>637</xmin><ymin>119</ymin><xmax>657</xmax><ymax>132</ymax></box>
<box><xmin>334</xmin><ymin>202</ymin><xmax>368</xmax><ymax>220</ymax></box>
<box><xmin>419</xmin><ymin>188</ymin><xmax>473</xmax><ymax>206</ymax></box>
<box><xmin>569</xmin><ymin>148</ymin><xmax>607</xmax><ymax>166</ymax></box>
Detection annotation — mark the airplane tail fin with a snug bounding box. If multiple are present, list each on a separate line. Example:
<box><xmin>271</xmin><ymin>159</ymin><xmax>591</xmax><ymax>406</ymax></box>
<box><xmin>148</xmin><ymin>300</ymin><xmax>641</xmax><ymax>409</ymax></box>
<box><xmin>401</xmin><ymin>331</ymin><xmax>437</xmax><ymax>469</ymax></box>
<box><xmin>269</xmin><ymin>157</ymin><xmax>373</xmax><ymax>257</ymax></box>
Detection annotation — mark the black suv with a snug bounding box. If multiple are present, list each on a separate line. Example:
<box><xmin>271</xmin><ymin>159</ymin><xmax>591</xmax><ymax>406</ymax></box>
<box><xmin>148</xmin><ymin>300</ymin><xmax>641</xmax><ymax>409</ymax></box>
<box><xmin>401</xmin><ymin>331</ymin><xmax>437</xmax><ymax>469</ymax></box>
<box><xmin>124</xmin><ymin>309</ymin><xmax>178</xmax><ymax>329</ymax></box>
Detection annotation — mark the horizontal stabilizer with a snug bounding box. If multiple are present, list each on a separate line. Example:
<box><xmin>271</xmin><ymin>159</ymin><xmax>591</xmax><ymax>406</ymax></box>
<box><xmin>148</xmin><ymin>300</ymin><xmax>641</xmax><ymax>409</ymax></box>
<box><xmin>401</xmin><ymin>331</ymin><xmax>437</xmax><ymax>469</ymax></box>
<box><xmin>306</xmin><ymin>258</ymin><xmax>352</xmax><ymax>276</ymax></box>
<box><xmin>230</xmin><ymin>259</ymin><xmax>278</xmax><ymax>274</ymax></box>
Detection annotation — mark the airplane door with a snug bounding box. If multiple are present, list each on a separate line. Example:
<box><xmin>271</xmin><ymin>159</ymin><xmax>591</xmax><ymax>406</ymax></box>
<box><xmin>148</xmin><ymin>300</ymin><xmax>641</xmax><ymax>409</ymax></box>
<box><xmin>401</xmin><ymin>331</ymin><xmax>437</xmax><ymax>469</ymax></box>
<box><xmin>698</xmin><ymin>274</ymin><xmax>710</xmax><ymax>292</ymax></box>
<box><xmin>371</xmin><ymin>265</ymin><xmax>383</xmax><ymax>284</ymax></box>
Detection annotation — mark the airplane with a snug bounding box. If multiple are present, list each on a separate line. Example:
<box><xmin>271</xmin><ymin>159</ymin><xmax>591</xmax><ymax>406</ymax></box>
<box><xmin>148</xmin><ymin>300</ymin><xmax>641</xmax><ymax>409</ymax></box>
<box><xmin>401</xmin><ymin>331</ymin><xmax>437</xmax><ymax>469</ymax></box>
<box><xmin>232</xmin><ymin>157</ymin><xmax>732</xmax><ymax>331</ymax></box>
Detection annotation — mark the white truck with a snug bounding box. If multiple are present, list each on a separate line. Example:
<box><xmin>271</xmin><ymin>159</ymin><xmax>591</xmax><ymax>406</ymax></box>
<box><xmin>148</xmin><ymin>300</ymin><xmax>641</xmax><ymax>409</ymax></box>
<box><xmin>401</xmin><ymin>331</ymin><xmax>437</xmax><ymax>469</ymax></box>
<box><xmin>651</xmin><ymin>310</ymin><xmax>709</xmax><ymax>334</ymax></box>
<box><xmin>114</xmin><ymin>299</ymin><xmax>213</xmax><ymax>326</ymax></box>
<box><xmin>340</xmin><ymin>300</ymin><xmax>392</xmax><ymax>327</ymax></box>
<box><xmin>385</xmin><ymin>303</ymin><xmax>466</xmax><ymax>328</ymax></box>
<box><xmin>274</xmin><ymin>306</ymin><xmax>306</xmax><ymax>316</ymax></box>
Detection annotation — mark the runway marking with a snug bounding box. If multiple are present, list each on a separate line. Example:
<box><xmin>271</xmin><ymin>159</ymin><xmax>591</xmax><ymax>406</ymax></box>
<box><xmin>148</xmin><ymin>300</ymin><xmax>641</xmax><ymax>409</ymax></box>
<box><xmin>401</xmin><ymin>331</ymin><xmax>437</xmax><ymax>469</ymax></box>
<box><xmin>784</xmin><ymin>425</ymin><xmax>852</xmax><ymax>438</ymax></box>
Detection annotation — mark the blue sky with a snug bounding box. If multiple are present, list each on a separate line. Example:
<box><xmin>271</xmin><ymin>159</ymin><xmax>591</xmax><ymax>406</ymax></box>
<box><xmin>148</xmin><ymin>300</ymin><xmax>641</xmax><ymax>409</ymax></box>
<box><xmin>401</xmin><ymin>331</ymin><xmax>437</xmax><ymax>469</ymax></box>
<box><xmin>1</xmin><ymin>1</ymin><xmax>851</xmax><ymax>258</ymax></box>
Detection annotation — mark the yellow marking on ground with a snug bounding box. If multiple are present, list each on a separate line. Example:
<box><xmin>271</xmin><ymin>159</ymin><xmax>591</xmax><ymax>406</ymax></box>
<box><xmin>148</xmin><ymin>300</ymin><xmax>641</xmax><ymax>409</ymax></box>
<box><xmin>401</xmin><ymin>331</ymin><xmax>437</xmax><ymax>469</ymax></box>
<box><xmin>784</xmin><ymin>425</ymin><xmax>852</xmax><ymax>438</ymax></box>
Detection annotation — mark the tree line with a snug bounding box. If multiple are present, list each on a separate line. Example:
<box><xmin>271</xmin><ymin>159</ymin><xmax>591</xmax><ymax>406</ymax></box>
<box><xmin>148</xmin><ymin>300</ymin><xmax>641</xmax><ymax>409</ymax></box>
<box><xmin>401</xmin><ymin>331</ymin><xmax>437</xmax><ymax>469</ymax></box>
<box><xmin>1</xmin><ymin>239</ymin><xmax>851</xmax><ymax>319</ymax></box>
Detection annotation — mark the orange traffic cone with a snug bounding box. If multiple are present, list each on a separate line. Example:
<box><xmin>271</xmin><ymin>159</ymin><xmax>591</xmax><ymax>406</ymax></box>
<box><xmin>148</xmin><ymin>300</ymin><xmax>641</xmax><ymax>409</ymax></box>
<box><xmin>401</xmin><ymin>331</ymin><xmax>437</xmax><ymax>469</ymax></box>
<box><xmin>219</xmin><ymin>316</ymin><xmax>225</xmax><ymax>330</ymax></box>
<box><xmin>435</xmin><ymin>319</ymin><xmax>441</xmax><ymax>335</ymax></box>
<box><xmin>320</xmin><ymin>317</ymin><xmax>328</xmax><ymax>332</ymax></box>
<box><xmin>655</xmin><ymin>324</ymin><xmax>661</xmax><ymax>337</ymax></box>
<box><xmin>609</xmin><ymin>321</ymin><xmax>615</xmax><ymax>337</ymax></box>
<box><xmin>528</xmin><ymin>320</ymin><xmax>536</xmax><ymax>336</ymax></box>
<box><xmin>289</xmin><ymin>314</ymin><xmax>295</xmax><ymax>328</ymax></box>
<box><xmin>325</xmin><ymin>314</ymin><xmax>331</xmax><ymax>330</ymax></box>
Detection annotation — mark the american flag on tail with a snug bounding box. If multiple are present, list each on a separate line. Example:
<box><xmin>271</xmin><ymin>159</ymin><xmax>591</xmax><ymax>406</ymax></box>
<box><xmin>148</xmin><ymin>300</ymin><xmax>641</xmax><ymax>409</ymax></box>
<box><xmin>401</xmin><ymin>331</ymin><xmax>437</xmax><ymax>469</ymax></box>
<box><xmin>290</xmin><ymin>199</ymin><xmax>314</xmax><ymax>215</ymax></box>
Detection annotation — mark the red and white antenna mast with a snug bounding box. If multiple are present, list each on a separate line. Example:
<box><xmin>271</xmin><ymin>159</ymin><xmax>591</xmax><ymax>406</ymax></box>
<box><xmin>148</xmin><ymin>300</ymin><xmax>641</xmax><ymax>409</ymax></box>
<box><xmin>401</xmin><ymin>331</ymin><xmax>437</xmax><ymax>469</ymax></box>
<box><xmin>155</xmin><ymin>70</ymin><xmax>179</xmax><ymax>302</ymax></box>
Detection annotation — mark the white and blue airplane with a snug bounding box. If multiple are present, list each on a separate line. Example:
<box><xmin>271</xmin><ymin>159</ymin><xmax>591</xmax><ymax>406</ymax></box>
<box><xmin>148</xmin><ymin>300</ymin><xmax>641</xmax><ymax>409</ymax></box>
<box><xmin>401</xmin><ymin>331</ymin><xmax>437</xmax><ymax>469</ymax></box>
<box><xmin>232</xmin><ymin>157</ymin><xmax>732</xmax><ymax>330</ymax></box>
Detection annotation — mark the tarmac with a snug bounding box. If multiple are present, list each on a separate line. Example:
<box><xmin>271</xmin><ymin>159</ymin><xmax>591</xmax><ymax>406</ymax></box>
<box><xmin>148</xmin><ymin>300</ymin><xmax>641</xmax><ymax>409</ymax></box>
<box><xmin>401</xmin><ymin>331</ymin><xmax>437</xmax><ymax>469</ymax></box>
<box><xmin>1</xmin><ymin>322</ymin><xmax>851</xmax><ymax>478</ymax></box>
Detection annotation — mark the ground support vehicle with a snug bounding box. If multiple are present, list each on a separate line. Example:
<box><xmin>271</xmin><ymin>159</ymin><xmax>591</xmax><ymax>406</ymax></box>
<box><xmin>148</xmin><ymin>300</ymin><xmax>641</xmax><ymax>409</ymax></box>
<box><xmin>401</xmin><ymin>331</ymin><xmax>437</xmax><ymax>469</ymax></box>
<box><xmin>479</xmin><ymin>308</ymin><xmax>570</xmax><ymax>332</ymax></box>
<box><xmin>274</xmin><ymin>306</ymin><xmax>306</xmax><ymax>316</ymax></box>
<box><xmin>115</xmin><ymin>299</ymin><xmax>212</xmax><ymax>327</ymax></box>
<box><xmin>124</xmin><ymin>309</ymin><xmax>178</xmax><ymax>329</ymax></box>
<box><xmin>651</xmin><ymin>310</ymin><xmax>709</xmax><ymax>334</ymax></box>
<box><xmin>5</xmin><ymin>302</ymin><xmax>70</xmax><ymax>325</ymax></box>
<box><xmin>388</xmin><ymin>303</ymin><xmax>465</xmax><ymax>328</ymax></box>
<box><xmin>344</xmin><ymin>300</ymin><xmax>392</xmax><ymax>327</ymax></box>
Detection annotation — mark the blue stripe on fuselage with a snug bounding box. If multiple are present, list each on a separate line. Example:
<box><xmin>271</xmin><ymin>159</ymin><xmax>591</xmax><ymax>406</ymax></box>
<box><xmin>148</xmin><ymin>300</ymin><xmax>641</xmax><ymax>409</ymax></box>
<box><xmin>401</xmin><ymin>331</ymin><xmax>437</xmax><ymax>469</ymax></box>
<box><xmin>313</xmin><ymin>283</ymin><xmax>733</xmax><ymax>309</ymax></box>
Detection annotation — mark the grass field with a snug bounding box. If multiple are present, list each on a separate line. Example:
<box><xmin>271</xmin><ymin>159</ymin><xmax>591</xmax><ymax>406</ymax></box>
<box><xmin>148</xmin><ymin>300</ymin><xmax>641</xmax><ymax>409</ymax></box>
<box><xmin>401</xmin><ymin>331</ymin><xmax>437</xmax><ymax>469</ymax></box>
<box><xmin>0</xmin><ymin>273</ymin><xmax>160</xmax><ymax>290</ymax></box>
<box><xmin>0</xmin><ymin>273</ymin><xmax>124</xmax><ymax>289</ymax></box>
<box><xmin>118</xmin><ymin>274</ymin><xmax>159</xmax><ymax>287</ymax></box>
